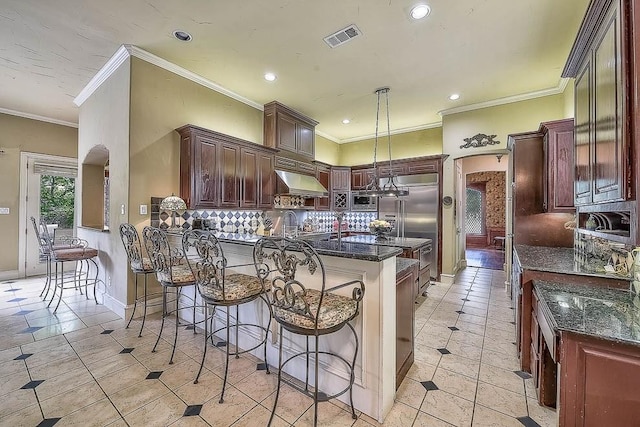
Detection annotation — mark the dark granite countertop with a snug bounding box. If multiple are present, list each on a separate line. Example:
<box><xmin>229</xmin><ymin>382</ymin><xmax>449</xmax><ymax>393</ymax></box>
<box><xmin>515</xmin><ymin>244</ymin><xmax>631</xmax><ymax>281</ymax></box>
<box><xmin>340</xmin><ymin>235</ymin><xmax>431</xmax><ymax>251</ymax></box>
<box><xmin>167</xmin><ymin>230</ymin><xmax>401</xmax><ymax>262</ymax></box>
<box><xmin>534</xmin><ymin>280</ymin><xmax>640</xmax><ymax>346</ymax></box>
<box><xmin>396</xmin><ymin>258</ymin><xmax>419</xmax><ymax>279</ymax></box>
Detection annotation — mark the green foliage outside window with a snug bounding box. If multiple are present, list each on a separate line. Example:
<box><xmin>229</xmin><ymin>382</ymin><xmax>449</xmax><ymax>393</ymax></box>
<box><xmin>40</xmin><ymin>175</ymin><xmax>75</xmax><ymax>228</ymax></box>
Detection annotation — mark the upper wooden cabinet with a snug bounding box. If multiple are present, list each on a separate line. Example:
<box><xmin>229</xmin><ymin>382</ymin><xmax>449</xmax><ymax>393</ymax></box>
<box><xmin>264</xmin><ymin>101</ymin><xmax>319</xmax><ymax>160</ymax></box>
<box><xmin>177</xmin><ymin>125</ymin><xmax>275</xmax><ymax>210</ymax></box>
<box><xmin>331</xmin><ymin>167</ymin><xmax>351</xmax><ymax>211</ymax></box>
<box><xmin>315</xmin><ymin>163</ymin><xmax>331</xmax><ymax>211</ymax></box>
<box><xmin>351</xmin><ymin>167</ymin><xmax>376</xmax><ymax>190</ymax></box>
<box><xmin>540</xmin><ymin>119</ymin><xmax>575</xmax><ymax>213</ymax></box>
<box><xmin>564</xmin><ymin>0</ymin><xmax>632</xmax><ymax>206</ymax></box>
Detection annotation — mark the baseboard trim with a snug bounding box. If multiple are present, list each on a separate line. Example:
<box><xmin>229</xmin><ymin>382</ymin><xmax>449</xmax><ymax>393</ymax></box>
<box><xmin>440</xmin><ymin>274</ymin><xmax>455</xmax><ymax>285</ymax></box>
<box><xmin>0</xmin><ymin>270</ymin><xmax>21</xmax><ymax>281</ymax></box>
<box><xmin>124</xmin><ymin>295</ymin><xmax>164</xmax><ymax>320</ymax></box>
<box><xmin>102</xmin><ymin>294</ymin><xmax>127</xmax><ymax>318</ymax></box>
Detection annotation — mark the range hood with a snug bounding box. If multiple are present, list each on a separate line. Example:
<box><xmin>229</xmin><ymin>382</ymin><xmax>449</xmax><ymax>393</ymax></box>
<box><xmin>274</xmin><ymin>170</ymin><xmax>328</xmax><ymax>197</ymax></box>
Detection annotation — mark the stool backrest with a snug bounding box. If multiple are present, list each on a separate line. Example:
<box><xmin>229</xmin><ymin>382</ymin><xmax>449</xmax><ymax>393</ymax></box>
<box><xmin>182</xmin><ymin>230</ymin><xmax>229</xmax><ymax>299</ymax></box>
<box><xmin>254</xmin><ymin>237</ymin><xmax>326</xmax><ymax>327</ymax></box>
<box><xmin>30</xmin><ymin>216</ymin><xmax>49</xmax><ymax>257</ymax></box>
<box><xmin>119</xmin><ymin>223</ymin><xmax>146</xmax><ymax>272</ymax></box>
<box><xmin>142</xmin><ymin>226</ymin><xmax>183</xmax><ymax>283</ymax></box>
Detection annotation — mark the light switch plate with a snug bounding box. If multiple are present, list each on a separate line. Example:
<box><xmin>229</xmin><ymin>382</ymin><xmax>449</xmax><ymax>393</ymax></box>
<box><xmin>139</xmin><ymin>204</ymin><xmax>148</xmax><ymax>215</ymax></box>
<box><xmin>120</xmin><ymin>204</ymin><xmax>126</xmax><ymax>215</ymax></box>
<box><xmin>0</xmin><ymin>207</ymin><xmax>9</xmax><ymax>215</ymax></box>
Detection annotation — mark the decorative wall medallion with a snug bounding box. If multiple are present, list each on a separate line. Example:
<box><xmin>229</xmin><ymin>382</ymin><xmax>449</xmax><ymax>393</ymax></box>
<box><xmin>460</xmin><ymin>133</ymin><xmax>500</xmax><ymax>149</ymax></box>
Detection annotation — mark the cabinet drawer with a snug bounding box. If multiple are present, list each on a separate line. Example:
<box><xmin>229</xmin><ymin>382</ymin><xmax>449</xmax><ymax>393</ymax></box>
<box><xmin>536</xmin><ymin>303</ymin><xmax>557</xmax><ymax>362</ymax></box>
<box><xmin>297</xmin><ymin>161</ymin><xmax>316</xmax><ymax>174</ymax></box>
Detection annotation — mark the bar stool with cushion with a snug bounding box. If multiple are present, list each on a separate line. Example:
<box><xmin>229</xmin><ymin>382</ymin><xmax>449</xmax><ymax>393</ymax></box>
<box><xmin>39</xmin><ymin>218</ymin><xmax>100</xmax><ymax>313</ymax></box>
<box><xmin>119</xmin><ymin>223</ymin><xmax>159</xmax><ymax>337</ymax></box>
<box><xmin>253</xmin><ymin>237</ymin><xmax>365</xmax><ymax>427</ymax></box>
<box><xmin>30</xmin><ymin>217</ymin><xmax>86</xmax><ymax>300</ymax></box>
<box><xmin>142</xmin><ymin>226</ymin><xmax>197</xmax><ymax>364</ymax></box>
<box><xmin>182</xmin><ymin>229</ymin><xmax>272</xmax><ymax>403</ymax></box>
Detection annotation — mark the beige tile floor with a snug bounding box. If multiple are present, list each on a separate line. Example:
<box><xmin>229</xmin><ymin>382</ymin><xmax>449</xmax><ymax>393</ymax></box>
<box><xmin>0</xmin><ymin>268</ymin><xmax>557</xmax><ymax>426</ymax></box>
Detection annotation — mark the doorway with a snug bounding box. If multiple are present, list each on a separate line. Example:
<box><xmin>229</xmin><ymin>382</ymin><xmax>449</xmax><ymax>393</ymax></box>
<box><xmin>19</xmin><ymin>152</ymin><xmax>77</xmax><ymax>277</ymax></box>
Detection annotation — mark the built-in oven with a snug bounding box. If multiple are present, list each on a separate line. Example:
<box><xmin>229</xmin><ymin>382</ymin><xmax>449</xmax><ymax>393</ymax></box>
<box><xmin>351</xmin><ymin>192</ymin><xmax>378</xmax><ymax>211</ymax></box>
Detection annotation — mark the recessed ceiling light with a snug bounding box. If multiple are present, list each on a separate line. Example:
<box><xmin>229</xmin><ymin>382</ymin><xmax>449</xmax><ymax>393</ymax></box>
<box><xmin>264</xmin><ymin>72</ymin><xmax>277</xmax><ymax>82</ymax></box>
<box><xmin>172</xmin><ymin>30</ymin><xmax>192</xmax><ymax>42</ymax></box>
<box><xmin>410</xmin><ymin>4</ymin><xmax>431</xmax><ymax>20</ymax></box>
<box><xmin>449</xmin><ymin>93</ymin><xmax>460</xmax><ymax>100</ymax></box>
<box><xmin>342</xmin><ymin>119</ymin><xmax>350</xmax><ymax>124</ymax></box>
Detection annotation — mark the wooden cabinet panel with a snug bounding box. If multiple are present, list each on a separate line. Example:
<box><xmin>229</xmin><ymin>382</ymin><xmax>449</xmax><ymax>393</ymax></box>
<box><xmin>274</xmin><ymin>156</ymin><xmax>297</xmax><ymax>171</ymax></box>
<box><xmin>240</xmin><ymin>148</ymin><xmax>258</xmax><ymax>209</ymax></box>
<box><xmin>276</xmin><ymin>113</ymin><xmax>297</xmax><ymax>152</ymax></box>
<box><xmin>315</xmin><ymin>166</ymin><xmax>330</xmax><ymax>211</ymax></box>
<box><xmin>297</xmin><ymin>122</ymin><xmax>315</xmax><ymax>158</ymax></box>
<box><xmin>542</xmin><ymin>119</ymin><xmax>575</xmax><ymax>212</ymax></box>
<box><xmin>257</xmin><ymin>153</ymin><xmax>274</xmax><ymax>209</ymax></box>
<box><xmin>560</xmin><ymin>333</ymin><xmax>640</xmax><ymax>427</ymax></box>
<box><xmin>351</xmin><ymin>168</ymin><xmax>375</xmax><ymax>190</ymax></box>
<box><xmin>407</xmin><ymin>160</ymin><xmax>437</xmax><ymax>174</ymax></box>
<box><xmin>195</xmin><ymin>135</ymin><xmax>218</xmax><ymax>208</ymax></box>
<box><xmin>331</xmin><ymin>167</ymin><xmax>351</xmax><ymax>190</ymax></box>
<box><xmin>296</xmin><ymin>160</ymin><xmax>316</xmax><ymax>175</ymax></box>
<box><xmin>220</xmin><ymin>144</ymin><xmax>240</xmax><ymax>208</ymax></box>
<box><xmin>512</xmin><ymin>132</ymin><xmax>545</xmax><ymax>217</ymax></box>
<box><xmin>592</xmin><ymin>6</ymin><xmax>625</xmax><ymax>203</ymax></box>
<box><xmin>574</xmin><ymin>62</ymin><xmax>592</xmax><ymax>206</ymax></box>
<box><xmin>396</xmin><ymin>266</ymin><xmax>416</xmax><ymax>388</ymax></box>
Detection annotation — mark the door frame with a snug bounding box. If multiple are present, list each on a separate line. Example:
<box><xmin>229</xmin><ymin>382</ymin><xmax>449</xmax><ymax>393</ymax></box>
<box><xmin>18</xmin><ymin>152</ymin><xmax>77</xmax><ymax>278</ymax></box>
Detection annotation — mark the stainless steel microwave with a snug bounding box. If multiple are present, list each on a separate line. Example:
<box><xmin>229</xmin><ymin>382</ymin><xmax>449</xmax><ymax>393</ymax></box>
<box><xmin>351</xmin><ymin>192</ymin><xmax>378</xmax><ymax>211</ymax></box>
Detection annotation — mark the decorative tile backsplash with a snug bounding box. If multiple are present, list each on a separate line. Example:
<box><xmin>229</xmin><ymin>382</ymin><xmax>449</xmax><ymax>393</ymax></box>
<box><xmin>306</xmin><ymin>211</ymin><xmax>377</xmax><ymax>232</ymax></box>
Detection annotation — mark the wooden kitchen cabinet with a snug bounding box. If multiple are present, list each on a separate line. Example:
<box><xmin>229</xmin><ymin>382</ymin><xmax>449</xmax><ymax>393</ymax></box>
<box><xmin>351</xmin><ymin>167</ymin><xmax>376</xmax><ymax>190</ymax></box>
<box><xmin>264</xmin><ymin>101</ymin><xmax>319</xmax><ymax>160</ymax></box>
<box><xmin>177</xmin><ymin>124</ymin><xmax>276</xmax><ymax>209</ymax></box>
<box><xmin>564</xmin><ymin>0</ymin><xmax>632</xmax><ymax>206</ymax></box>
<box><xmin>315</xmin><ymin>163</ymin><xmax>331</xmax><ymax>211</ymax></box>
<box><xmin>560</xmin><ymin>332</ymin><xmax>640</xmax><ymax>426</ymax></box>
<box><xmin>331</xmin><ymin>167</ymin><xmax>351</xmax><ymax>211</ymax></box>
<box><xmin>396</xmin><ymin>262</ymin><xmax>417</xmax><ymax>388</ymax></box>
<box><xmin>541</xmin><ymin>119</ymin><xmax>575</xmax><ymax>213</ymax></box>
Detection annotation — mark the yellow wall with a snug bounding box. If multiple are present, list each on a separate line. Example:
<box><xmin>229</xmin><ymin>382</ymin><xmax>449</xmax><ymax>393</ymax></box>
<box><xmin>338</xmin><ymin>127</ymin><xmax>443</xmax><ymax>166</ymax></box>
<box><xmin>315</xmin><ymin>135</ymin><xmax>340</xmax><ymax>165</ymax></box>
<box><xmin>441</xmin><ymin>94</ymin><xmax>566</xmax><ymax>276</ymax></box>
<box><xmin>0</xmin><ymin>113</ymin><xmax>77</xmax><ymax>276</ymax></box>
<box><xmin>77</xmin><ymin>57</ymin><xmax>131</xmax><ymax>309</ymax></box>
<box><xmin>128</xmin><ymin>58</ymin><xmax>264</xmax><ymax>225</ymax></box>
<box><xmin>563</xmin><ymin>82</ymin><xmax>575</xmax><ymax>119</ymax></box>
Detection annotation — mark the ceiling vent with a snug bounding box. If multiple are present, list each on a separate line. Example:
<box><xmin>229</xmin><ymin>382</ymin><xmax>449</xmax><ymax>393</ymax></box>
<box><xmin>323</xmin><ymin>24</ymin><xmax>362</xmax><ymax>48</ymax></box>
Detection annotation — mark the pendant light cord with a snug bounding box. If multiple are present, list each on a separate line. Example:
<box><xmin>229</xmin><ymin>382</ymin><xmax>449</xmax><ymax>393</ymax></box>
<box><xmin>385</xmin><ymin>89</ymin><xmax>392</xmax><ymax>178</ymax></box>
<box><xmin>373</xmin><ymin>89</ymin><xmax>381</xmax><ymax>170</ymax></box>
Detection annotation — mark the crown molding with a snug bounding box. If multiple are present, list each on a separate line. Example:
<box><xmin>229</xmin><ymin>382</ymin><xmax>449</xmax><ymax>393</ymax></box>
<box><xmin>73</xmin><ymin>45</ymin><xmax>130</xmax><ymax>107</ymax></box>
<box><xmin>314</xmin><ymin>130</ymin><xmax>340</xmax><ymax>143</ymax></box>
<box><xmin>73</xmin><ymin>44</ymin><xmax>263</xmax><ymax>111</ymax></box>
<box><xmin>337</xmin><ymin>121</ymin><xmax>442</xmax><ymax>144</ymax></box>
<box><xmin>439</xmin><ymin>78</ymin><xmax>570</xmax><ymax>117</ymax></box>
<box><xmin>0</xmin><ymin>107</ymin><xmax>78</xmax><ymax>128</ymax></box>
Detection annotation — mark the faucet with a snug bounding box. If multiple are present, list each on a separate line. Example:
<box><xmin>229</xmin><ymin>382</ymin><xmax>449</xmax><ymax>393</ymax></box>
<box><xmin>284</xmin><ymin>210</ymin><xmax>298</xmax><ymax>238</ymax></box>
<box><xmin>335</xmin><ymin>212</ymin><xmax>344</xmax><ymax>245</ymax></box>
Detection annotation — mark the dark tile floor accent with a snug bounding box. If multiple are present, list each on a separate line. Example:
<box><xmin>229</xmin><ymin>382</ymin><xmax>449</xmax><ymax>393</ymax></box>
<box><xmin>455</xmin><ymin>310</ymin><xmax>465</xmax><ymax>314</ymax></box>
<box><xmin>12</xmin><ymin>310</ymin><xmax>33</xmax><ymax>316</ymax></box>
<box><xmin>146</xmin><ymin>371</ymin><xmax>163</xmax><ymax>379</ymax></box>
<box><xmin>14</xmin><ymin>353</ymin><xmax>33</xmax><ymax>360</ymax></box>
<box><xmin>214</xmin><ymin>340</ymin><xmax>227</xmax><ymax>347</ymax></box>
<box><xmin>517</xmin><ymin>416</ymin><xmax>542</xmax><ymax>427</ymax></box>
<box><xmin>183</xmin><ymin>405</ymin><xmax>203</xmax><ymax>416</ymax></box>
<box><xmin>256</xmin><ymin>362</ymin><xmax>268</xmax><ymax>371</ymax></box>
<box><xmin>37</xmin><ymin>419</ymin><xmax>60</xmax><ymax>427</ymax></box>
<box><xmin>100</xmin><ymin>329</ymin><xmax>114</xmax><ymax>334</ymax></box>
<box><xmin>420</xmin><ymin>381</ymin><xmax>439</xmax><ymax>391</ymax></box>
<box><xmin>4</xmin><ymin>288</ymin><xmax>21</xmax><ymax>292</ymax></box>
<box><xmin>514</xmin><ymin>371</ymin><xmax>532</xmax><ymax>379</ymax></box>
<box><xmin>7</xmin><ymin>298</ymin><xmax>27</xmax><ymax>302</ymax></box>
<box><xmin>21</xmin><ymin>380</ymin><xmax>45</xmax><ymax>389</ymax></box>
<box><xmin>448</xmin><ymin>326</ymin><xmax>460</xmax><ymax>331</ymax></box>
<box><xmin>120</xmin><ymin>348</ymin><xmax>134</xmax><ymax>354</ymax></box>
<box><xmin>437</xmin><ymin>348</ymin><xmax>451</xmax><ymax>355</ymax></box>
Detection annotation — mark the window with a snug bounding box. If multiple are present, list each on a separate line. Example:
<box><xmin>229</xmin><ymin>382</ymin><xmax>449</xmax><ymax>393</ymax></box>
<box><xmin>466</xmin><ymin>187</ymin><xmax>484</xmax><ymax>235</ymax></box>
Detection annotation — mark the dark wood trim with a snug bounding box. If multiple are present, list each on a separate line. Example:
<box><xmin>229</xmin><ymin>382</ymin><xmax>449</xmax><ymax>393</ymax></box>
<box><xmin>263</xmin><ymin>101</ymin><xmax>319</xmax><ymax>127</ymax></box>
<box><xmin>176</xmin><ymin>124</ymin><xmax>277</xmax><ymax>153</ymax></box>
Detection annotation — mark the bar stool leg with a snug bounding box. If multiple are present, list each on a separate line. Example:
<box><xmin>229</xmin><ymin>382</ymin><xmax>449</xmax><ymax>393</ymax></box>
<box><xmin>138</xmin><ymin>274</ymin><xmax>148</xmax><ymax>337</ymax></box>
<box><xmin>348</xmin><ymin>322</ymin><xmax>358</xmax><ymax>419</ymax></box>
<box><xmin>53</xmin><ymin>261</ymin><xmax>65</xmax><ymax>313</ymax></box>
<box><xmin>314</xmin><ymin>334</ymin><xmax>319</xmax><ymax>427</ymax></box>
<box><xmin>91</xmin><ymin>258</ymin><xmax>99</xmax><ymax>305</ymax></box>
<box><xmin>305</xmin><ymin>337</ymin><xmax>310</xmax><ymax>391</ymax></box>
<box><xmin>194</xmin><ymin>303</ymin><xmax>210</xmax><ymax>384</ymax></box>
<box><xmin>152</xmin><ymin>287</ymin><xmax>167</xmax><ymax>353</ymax></box>
<box><xmin>235</xmin><ymin>305</ymin><xmax>240</xmax><ymax>359</ymax></box>
<box><xmin>268</xmin><ymin>325</ymin><xmax>284</xmax><ymax>427</ymax></box>
<box><xmin>169</xmin><ymin>286</ymin><xmax>179</xmax><ymax>364</ymax></box>
<box><xmin>47</xmin><ymin>262</ymin><xmax>58</xmax><ymax>307</ymax></box>
<box><xmin>41</xmin><ymin>257</ymin><xmax>51</xmax><ymax>298</ymax></box>
<box><xmin>126</xmin><ymin>273</ymin><xmax>139</xmax><ymax>330</ymax></box>
<box><xmin>220</xmin><ymin>306</ymin><xmax>232</xmax><ymax>403</ymax></box>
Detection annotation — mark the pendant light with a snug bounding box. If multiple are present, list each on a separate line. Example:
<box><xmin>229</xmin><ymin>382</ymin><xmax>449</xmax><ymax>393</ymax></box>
<box><xmin>362</xmin><ymin>87</ymin><xmax>409</xmax><ymax>198</ymax></box>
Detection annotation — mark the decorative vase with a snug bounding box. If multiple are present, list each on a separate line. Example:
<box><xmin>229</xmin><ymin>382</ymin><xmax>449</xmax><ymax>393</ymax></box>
<box><xmin>370</xmin><ymin>225</ymin><xmax>392</xmax><ymax>240</ymax></box>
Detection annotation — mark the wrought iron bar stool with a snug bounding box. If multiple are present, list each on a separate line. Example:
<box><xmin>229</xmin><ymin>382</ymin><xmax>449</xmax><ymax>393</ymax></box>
<box><xmin>30</xmin><ymin>217</ymin><xmax>86</xmax><ymax>300</ymax></box>
<box><xmin>182</xmin><ymin>229</ymin><xmax>272</xmax><ymax>403</ymax></box>
<box><xmin>254</xmin><ymin>237</ymin><xmax>365</xmax><ymax>427</ymax></box>
<box><xmin>142</xmin><ymin>226</ymin><xmax>197</xmax><ymax>364</ymax></box>
<box><xmin>119</xmin><ymin>223</ymin><xmax>160</xmax><ymax>337</ymax></box>
<box><xmin>39</xmin><ymin>218</ymin><xmax>100</xmax><ymax>313</ymax></box>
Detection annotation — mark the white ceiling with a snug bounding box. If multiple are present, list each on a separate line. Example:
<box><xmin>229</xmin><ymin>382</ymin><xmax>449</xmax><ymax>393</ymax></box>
<box><xmin>0</xmin><ymin>0</ymin><xmax>589</xmax><ymax>142</ymax></box>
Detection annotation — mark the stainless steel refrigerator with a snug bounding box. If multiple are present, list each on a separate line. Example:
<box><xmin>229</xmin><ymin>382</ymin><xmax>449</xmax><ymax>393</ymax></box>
<box><xmin>378</xmin><ymin>173</ymin><xmax>439</xmax><ymax>278</ymax></box>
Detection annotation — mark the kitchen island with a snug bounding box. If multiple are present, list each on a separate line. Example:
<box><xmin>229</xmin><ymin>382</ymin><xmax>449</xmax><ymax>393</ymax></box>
<box><xmin>533</xmin><ymin>280</ymin><xmax>640</xmax><ymax>426</ymax></box>
<box><xmin>174</xmin><ymin>232</ymin><xmax>402</xmax><ymax>423</ymax></box>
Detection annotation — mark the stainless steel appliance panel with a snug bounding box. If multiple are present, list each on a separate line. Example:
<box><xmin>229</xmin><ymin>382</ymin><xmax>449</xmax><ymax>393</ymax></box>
<box><xmin>378</xmin><ymin>173</ymin><xmax>439</xmax><ymax>278</ymax></box>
